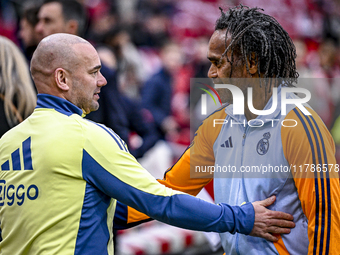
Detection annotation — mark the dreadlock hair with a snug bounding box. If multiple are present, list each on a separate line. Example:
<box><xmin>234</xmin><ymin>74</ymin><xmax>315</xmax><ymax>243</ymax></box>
<box><xmin>215</xmin><ymin>5</ymin><xmax>298</xmax><ymax>88</ymax></box>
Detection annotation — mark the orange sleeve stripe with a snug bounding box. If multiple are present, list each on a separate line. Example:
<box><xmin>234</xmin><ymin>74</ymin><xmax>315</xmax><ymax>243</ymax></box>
<box><xmin>292</xmin><ymin>108</ymin><xmax>333</xmax><ymax>255</ymax></box>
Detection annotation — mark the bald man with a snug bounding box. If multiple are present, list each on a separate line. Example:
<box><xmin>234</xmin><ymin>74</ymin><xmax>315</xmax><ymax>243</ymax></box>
<box><xmin>0</xmin><ymin>33</ymin><xmax>295</xmax><ymax>255</ymax></box>
<box><xmin>30</xmin><ymin>34</ymin><xmax>105</xmax><ymax>115</ymax></box>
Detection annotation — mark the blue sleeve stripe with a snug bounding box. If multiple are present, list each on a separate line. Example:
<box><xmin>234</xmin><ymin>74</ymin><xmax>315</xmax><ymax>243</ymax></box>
<box><xmin>310</xmin><ymin>116</ymin><xmax>332</xmax><ymax>255</ymax></box>
<box><xmin>94</xmin><ymin>123</ymin><xmax>128</xmax><ymax>152</ymax></box>
<box><xmin>102</xmin><ymin>124</ymin><xmax>128</xmax><ymax>152</ymax></box>
<box><xmin>304</xmin><ymin>115</ymin><xmax>326</xmax><ymax>255</ymax></box>
<box><xmin>293</xmin><ymin>108</ymin><xmax>320</xmax><ymax>255</ymax></box>
<box><xmin>117</xmin><ymin>136</ymin><xmax>128</xmax><ymax>153</ymax></box>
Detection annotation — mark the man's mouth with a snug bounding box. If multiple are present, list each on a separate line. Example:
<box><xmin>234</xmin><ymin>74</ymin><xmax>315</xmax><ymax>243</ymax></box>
<box><xmin>94</xmin><ymin>92</ymin><xmax>100</xmax><ymax>99</ymax></box>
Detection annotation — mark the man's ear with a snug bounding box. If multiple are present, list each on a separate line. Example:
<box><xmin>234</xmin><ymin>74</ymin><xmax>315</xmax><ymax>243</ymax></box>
<box><xmin>55</xmin><ymin>68</ymin><xmax>69</xmax><ymax>91</ymax></box>
<box><xmin>247</xmin><ymin>52</ymin><xmax>258</xmax><ymax>76</ymax></box>
<box><xmin>66</xmin><ymin>20</ymin><xmax>79</xmax><ymax>35</ymax></box>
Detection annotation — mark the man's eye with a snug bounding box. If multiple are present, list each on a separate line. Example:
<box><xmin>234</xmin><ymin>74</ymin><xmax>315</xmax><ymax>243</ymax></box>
<box><xmin>215</xmin><ymin>61</ymin><xmax>221</xmax><ymax>67</ymax></box>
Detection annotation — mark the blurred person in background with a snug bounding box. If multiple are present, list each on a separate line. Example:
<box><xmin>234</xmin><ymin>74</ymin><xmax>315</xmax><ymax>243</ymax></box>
<box><xmin>141</xmin><ymin>41</ymin><xmax>182</xmax><ymax>142</ymax></box>
<box><xmin>139</xmin><ymin>41</ymin><xmax>184</xmax><ymax>174</ymax></box>
<box><xmin>35</xmin><ymin>0</ymin><xmax>87</xmax><ymax>42</ymax></box>
<box><xmin>85</xmin><ymin>1</ymin><xmax>118</xmax><ymax>45</ymax></box>
<box><xmin>101</xmin><ymin>26</ymin><xmax>145</xmax><ymax>99</ymax></box>
<box><xmin>18</xmin><ymin>1</ymin><xmax>40</xmax><ymax>62</ymax></box>
<box><xmin>0</xmin><ymin>35</ymin><xmax>36</xmax><ymax>137</ymax></box>
<box><xmin>301</xmin><ymin>39</ymin><xmax>340</xmax><ymax>129</ymax></box>
<box><xmin>132</xmin><ymin>0</ymin><xmax>174</xmax><ymax>48</ymax></box>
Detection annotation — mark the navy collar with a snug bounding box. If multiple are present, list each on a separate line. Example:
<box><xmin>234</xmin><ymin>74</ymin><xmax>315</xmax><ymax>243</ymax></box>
<box><xmin>36</xmin><ymin>94</ymin><xmax>83</xmax><ymax>117</ymax></box>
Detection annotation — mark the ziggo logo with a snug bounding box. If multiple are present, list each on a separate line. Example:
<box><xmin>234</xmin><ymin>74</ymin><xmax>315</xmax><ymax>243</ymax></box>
<box><xmin>0</xmin><ymin>180</ymin><xmax>39</xmax><ymax>206</ymax></box>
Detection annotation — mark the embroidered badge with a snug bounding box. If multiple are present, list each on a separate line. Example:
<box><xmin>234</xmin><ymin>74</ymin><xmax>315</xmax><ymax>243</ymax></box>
<box><xmin>257</xmin><ymin>132</ymin><xmax>271</xmax><ymax>155</ymax></box>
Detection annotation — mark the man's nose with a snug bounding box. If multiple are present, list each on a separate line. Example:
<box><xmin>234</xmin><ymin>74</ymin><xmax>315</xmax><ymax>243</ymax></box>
<box><xmin>35</xmin><ymin>21</ymin><xmax>43</xmax><ymax>34</ymax></box>
<box><xmin>98</xmin><ymin>72</ymin><xmax>107</xmax><ymax>87</ymax></box>
<box><xmin>208</xmin><ymin>65</ymin><xmax>218</xmax><ymax>78</ymax></box>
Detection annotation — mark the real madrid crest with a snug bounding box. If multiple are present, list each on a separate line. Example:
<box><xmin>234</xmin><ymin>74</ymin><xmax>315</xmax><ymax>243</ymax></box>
<box><xmin>257</xmin><ymin>132</ymin><xmax>271</xmax><ymax>155</ymax></box>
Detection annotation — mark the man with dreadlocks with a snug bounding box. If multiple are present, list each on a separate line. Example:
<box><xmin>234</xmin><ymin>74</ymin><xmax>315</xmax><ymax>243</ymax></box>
<box><xmin>119</xmin><ymin>5</ymin><xmax>340</xmax><ymax>254</ymax></box>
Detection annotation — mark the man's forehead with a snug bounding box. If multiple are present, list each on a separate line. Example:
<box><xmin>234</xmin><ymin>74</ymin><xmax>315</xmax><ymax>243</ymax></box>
<box><xmin>212</xmin><ymin>29</ymin><xmax>227</xmax><ymax>40</ymax></box>
<box><xmin>207</xmin><ymin>30</ymin><xmax>228</xmax><ymax>58</ymax></box>
<box><xmin>39</xmin><ymin>2</ymin><xmax>62</xmax><ymax>17</ymax></box>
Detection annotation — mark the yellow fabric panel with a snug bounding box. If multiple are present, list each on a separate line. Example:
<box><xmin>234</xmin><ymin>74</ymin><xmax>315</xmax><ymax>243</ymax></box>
<box><xmin>0</xmin><ymin>111</ymin><xmax>88</xmax><ymax>254</ymax></box>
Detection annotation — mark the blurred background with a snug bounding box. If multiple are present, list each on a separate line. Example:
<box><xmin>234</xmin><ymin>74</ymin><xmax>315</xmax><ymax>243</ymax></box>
<box><xmin>1</xmin><ymin>0</ymin><xmax>340</xmax><ymax>254</ymax></box>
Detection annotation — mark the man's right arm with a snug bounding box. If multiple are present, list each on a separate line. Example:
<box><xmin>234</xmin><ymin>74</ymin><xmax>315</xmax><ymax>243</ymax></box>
<box><xmin>113</xmin><ymin>146</ymin><xmax>212</xmax><ymax>229</ymax></box>
<box><xmin>82</xmin><ymin>124</ymin><xmax>254</xmax><ymax>234</ymax></box>
<box><xmin>116</xmin><ymin>108</ymin><xmax>221</xmax><ymax>227</ymax></box>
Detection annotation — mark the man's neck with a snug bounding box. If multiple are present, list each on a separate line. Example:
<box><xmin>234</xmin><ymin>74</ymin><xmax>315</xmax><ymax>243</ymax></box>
<box><xmin>244</xmin><ymin>83</ymin><xmax>274</xmax><ymax>121</ymax></box>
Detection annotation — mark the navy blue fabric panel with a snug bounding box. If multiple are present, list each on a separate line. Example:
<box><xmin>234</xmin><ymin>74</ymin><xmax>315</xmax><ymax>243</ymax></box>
<box><xmin>11</xmin><ymin>148</ymin><xmax>21</xmax><ymax>170</ymax></box>
<box><xmin>74</xmin><ymin>182</ymin><xmax>111</xmax><ymax>255</ymax></box>
<box><xmin>81</xmin><ymin>149</ymin><xmax>252</xmax><ymax>233</ymax></box>
<box><xmin>36</xmin><ymin>94</ymin><xmax>83</xmax><ymax>116</ymax></box>
<box><xmin>113</xmin><ymin>201</ymin><xmax>128</xmax><ymax>229</ymax></box>
<box><xmin>22</xmin><ymin>137</ymin><xmax>33</xmax><ymax>170</ymax></box>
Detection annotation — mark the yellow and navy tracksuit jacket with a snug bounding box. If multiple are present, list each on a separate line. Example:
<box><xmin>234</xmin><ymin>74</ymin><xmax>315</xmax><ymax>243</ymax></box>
<box><xmin>0</xmin><ymin>94</ymin><xmax>256</xmax><ymax>255</ymax></box>
<box><xmin>126</xmin><ymin>86</ymin><xmax>340</xmax><ymax>254</ymax></box>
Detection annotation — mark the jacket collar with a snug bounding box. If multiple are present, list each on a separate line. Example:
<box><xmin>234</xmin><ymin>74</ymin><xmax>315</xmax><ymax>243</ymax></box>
<box><xmin>225</xmin><ymin>85</ymin><xmax>284</xmax><ymax>124</ymax></box>
<box><xmin>36</xmin><ymin>94</ymin><xmax>83</xmax><ymax>117</ymax></box>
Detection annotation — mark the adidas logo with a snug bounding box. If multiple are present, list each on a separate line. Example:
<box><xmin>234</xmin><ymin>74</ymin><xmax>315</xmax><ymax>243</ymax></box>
<box><xmin>1</xmin><ymin>137</ymin><xmax>33</xmax><ymax>171</ymax></box>
<box><xmin>221</xmin><ymin>136</ymin><xmax>233</xmax><ymax>148</ymax></box>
